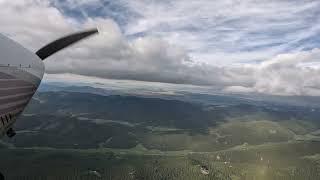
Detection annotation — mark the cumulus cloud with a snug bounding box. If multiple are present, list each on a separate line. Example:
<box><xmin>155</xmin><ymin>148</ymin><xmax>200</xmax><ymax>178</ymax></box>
<box><xmin>0</xmin><ymin>0</ymin><xmax>74</xmax><ymax>50</ymax></box>
<box><xmin>252</xmin><ymin>49</ymin><xmax>320</xmax><ymax>96</ymax></box>
<box><xmin>0</xmin><ymin>0</ymin><xmax>320</xmax><ymax>96</ymax></box>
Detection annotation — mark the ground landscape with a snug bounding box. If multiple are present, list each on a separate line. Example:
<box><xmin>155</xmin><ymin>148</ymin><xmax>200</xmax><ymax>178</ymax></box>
<box><xmin>1</xmin><ymin>85</ymin><xmax>320</xmax><ymax>179</ymax></box>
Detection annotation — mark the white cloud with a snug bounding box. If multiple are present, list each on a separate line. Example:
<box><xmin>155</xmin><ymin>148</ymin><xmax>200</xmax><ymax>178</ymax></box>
<box><xmin>222</xmin><ymin>49</ymin><xmax>320</xmax><ymax>96</ymax></box>
<box><xmin>252</xmin><ymin>49</ymin><xmax>320</xmax><ymax>96</ymax></box>
<box><xmin>0</xmin><ymin>0</ymin><xmax>75</xmax><ymax>50</ymax></box>
<box><xmin>124</xmin><ymin>0</ymin><xmax>320</xmax><ymax>65</ymax></box>
<box><xmin>0</xmin><ymin>0</ymin><xmax>320</xmax><ymax>96</ymax></box>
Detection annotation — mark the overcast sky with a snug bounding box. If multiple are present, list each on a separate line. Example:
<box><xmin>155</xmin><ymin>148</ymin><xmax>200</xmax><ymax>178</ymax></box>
<box><xmin>1</xmin><ymin>0</ymin><xmax>320</xmax><ymax>96</ymax></box>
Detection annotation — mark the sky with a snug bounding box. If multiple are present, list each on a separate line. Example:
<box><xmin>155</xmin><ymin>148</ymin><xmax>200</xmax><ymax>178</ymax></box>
<box><xmin>1</xmin><ymin>0</ymin><xmax>320</xmax><ymax>96</ymax></box>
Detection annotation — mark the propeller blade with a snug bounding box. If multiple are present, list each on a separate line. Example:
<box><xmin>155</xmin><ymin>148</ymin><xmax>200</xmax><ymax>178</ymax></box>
<box><xmin>36</xmin><ymin>28</ymin><xmax>98</xmax><ymax>60</ymax></box>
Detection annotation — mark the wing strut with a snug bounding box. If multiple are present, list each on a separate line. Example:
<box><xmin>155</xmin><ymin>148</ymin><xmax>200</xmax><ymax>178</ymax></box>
<box><xmin>35</xmin><ymin>28</ymin><xmax>98</xmax><ymax>60</ymax></box>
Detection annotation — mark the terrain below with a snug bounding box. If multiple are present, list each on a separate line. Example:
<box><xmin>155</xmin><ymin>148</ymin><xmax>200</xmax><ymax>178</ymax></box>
<box><xmin>1</xmin><ymin>90</ymin><xmax>320</xmax><ymax>179</ymax></box>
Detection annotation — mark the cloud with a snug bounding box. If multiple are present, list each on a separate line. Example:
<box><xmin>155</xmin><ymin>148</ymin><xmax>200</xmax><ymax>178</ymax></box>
<box><xmin>252</xmin><ymin>49</ymin><xmax>320</xmax><ymax>96</ymax></box>
<box><xmin>221</xmin><ymin>48</ymin><xmax>320</xmax><ymax>96</ymax></box>
<box><xmin>124</xmin><ymin>0</ymin><xmax>320</xmax><ymax>65</ymax></box>
<box><xmin>1</xmin><ymin>0</ymin><xmax>320</xmax><ymax>96</ymax></box>
<box><xmin>45</xmin><ymin>20</ymin><xmax>209</xmax><ymax>85</ymax></box>
<box><xmin>0</xmin><ymin>0</ymin><xmax>75</xmax><ymax>51</ymax></box>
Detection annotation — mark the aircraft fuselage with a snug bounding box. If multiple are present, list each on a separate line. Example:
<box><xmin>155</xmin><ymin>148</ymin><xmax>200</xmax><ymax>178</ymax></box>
<box><xmin>0</xmin><ymin>34</ymin><xmax>44</xmax><ymax>138</ymax></box>
<box><xmin>0</xmin><ymin>28</ymin><xmax>98</xmax><ymax>139</ymax></box>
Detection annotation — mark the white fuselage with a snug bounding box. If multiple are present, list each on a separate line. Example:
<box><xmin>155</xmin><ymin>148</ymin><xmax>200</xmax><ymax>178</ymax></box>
<box><xmin>0</xmin><ymin>34</ymin><xmax>44</xmax><ymax>138</ymax></box>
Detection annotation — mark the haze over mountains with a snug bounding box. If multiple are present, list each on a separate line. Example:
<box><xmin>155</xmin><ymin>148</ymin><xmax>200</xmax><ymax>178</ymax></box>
<box><xmin>4</xmin><ymin>82</ymin><xmax>316</xmax><ymax>150</ymax></box>
<box><xmin>39</xmin><ymin>82</ymin><xmax>320</xmax><ymax>107</ymax></box>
